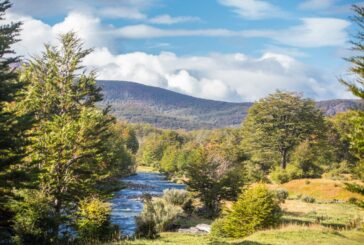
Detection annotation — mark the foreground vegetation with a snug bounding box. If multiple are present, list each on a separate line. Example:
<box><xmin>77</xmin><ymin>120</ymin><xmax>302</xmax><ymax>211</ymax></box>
<box><xmin>1</xmin><ymin>0</ymin><xmax>364</xmax><ymax>244</ymax></box>
<box><xmin>107</xmin><ymin>229</ymin><xmax>364</xmax><ymax>245</ymax></box>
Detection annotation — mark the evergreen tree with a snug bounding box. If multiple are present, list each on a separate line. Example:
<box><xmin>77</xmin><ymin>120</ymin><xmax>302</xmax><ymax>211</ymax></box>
<box><xmin>340</xmin><ymin>5</ymin><xmax>364</xmax><ymax>179</ymax></box>
<box><xmin>15</xmin><ymin>33</ymin><xmax>118</xmax><ymax>242</ymax></box>
<box><xmin>0</xmin><ymin>0</ymin><xmax>31</xmax><ymax>240</ymax></box>
<box><xmin>211</xmin><ymin>184</ymin><xmax>282</xmax><ymax>238</ymax></box>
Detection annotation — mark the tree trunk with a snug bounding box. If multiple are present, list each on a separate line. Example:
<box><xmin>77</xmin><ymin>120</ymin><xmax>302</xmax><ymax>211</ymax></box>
<box><xmin>280</xmin><ymin>149</ymin><xmax>288</xmax><ymax>169</ymax></box>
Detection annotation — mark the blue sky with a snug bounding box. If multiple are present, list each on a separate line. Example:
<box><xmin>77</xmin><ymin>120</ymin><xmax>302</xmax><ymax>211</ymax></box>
<box><xmin>8</xmin><ymin>0</ymin><xmax>363</xmax><ymax>102</ymax></box>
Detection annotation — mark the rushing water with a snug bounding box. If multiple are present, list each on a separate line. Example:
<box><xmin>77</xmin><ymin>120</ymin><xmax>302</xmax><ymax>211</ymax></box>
<box><xmin>110</xmin><ymin>172</ymin><xmax>185</xmax><ymax>236</ymax></box>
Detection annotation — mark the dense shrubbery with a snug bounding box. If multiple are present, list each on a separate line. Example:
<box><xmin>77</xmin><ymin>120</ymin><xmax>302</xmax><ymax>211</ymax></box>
<box><xmin>136</xmin><ymin>190</ymin><xmax>189</xmax><ymax>239</ymax></box>
<box><xmin>75</xmin><ymin>197</ymin><xmax>119</xmax><ymax>242</ymax></box>
<box><xmin>211</xmin><ymin>184</ymin><xmax>282</xmax><ymax>238</ymax></box>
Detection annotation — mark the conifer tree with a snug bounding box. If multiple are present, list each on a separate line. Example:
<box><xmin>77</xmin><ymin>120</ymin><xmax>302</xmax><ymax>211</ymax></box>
<box><xmin>340</xmin><ymin>5</ymin><xmax>364</xmax><ymax>179</ymax></box>
<box><xmin>0</xmin><ymin>0</ymin><xmax>31</xmax><ymax>239</ymax></box>
<box><xmin>15</xmin><ymin>33</ymin><xmax>117</xmax><ymax>242</ymax></box>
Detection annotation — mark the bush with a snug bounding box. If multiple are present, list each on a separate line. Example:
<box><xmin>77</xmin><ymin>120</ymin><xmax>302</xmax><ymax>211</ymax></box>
<box><xmin>301</xmin><ymin>195</ymin><xmax>316</xmax><ymax>203</ymax></box>
<box><xmin>210</xmin><ymin>218</ymin><xmax>226</xmax><ymax>237</ymax></box>
<box><xmin>163</xmin><ymin>189</ymin><xmax>194</xmax><ymax>214</ymax></box>
<box><xmin>211</xmin><ymin>184</ymin><xmax>282</xmax><ymax>238</ymax></box>
<box><xmin>270</xmin><ymin>167</ymin><xmax>290</xmax><ymax>184</ymax></box>
<box><xmin>12</xmin><ymin>190</ymin><xmax>56</xmax><ymax>245</ymax></box>
<box><xmin>75</xmin><ymin>197</ymin><xmax>118</xmax><ymax>242</ymax></box>
<box><xmin>135</xmin><ymin>195</ymin><xmax>183</xmax><ymax>239</ymax></box>
<box><xmin>163</xmin><ymin>189</ymin><xmax>189</xmax><ymax>206</ymax></box>
<box><xmin>274</xmin><ymin>188</ymin><xmax>289</xmax><ymax>203</ymax></box>
<box><xmin>135</xmin><ymin>196</ymin><xmax>158</xmax><ymax>239</ymax></box>
<box><xmin>348</xmin><ymin>197</ymin><xmax>358</xmax><ymax>204</ymax></box>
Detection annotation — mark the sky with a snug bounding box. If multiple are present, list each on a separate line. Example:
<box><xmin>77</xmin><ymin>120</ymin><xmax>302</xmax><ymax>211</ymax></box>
<box><xmin>6</xmin><ymin>0</ymin><xmax>363</xmax><ymax>102</ymax></box>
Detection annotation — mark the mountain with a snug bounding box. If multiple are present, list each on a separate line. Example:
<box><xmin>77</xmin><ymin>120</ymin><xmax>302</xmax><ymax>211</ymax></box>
<box><xmin>97</xmin><ymin>80</ymin><xmax>364</xmax><ymax>130</ymax></box>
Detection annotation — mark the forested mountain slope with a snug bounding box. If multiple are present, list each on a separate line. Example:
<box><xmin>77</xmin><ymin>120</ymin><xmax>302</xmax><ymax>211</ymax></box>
<box><xmin>97</xmin><ymin>80</ymin><xmax>364</xmax><ymax>130</ymax></box>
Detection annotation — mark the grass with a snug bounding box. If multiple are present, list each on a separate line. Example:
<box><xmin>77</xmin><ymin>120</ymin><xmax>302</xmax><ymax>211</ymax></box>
<box><xmin>273</xmin><ymin>178</ymin><xmax>364</xmax><ymax>201</ymax></box>
<box><xmin>281</xmin><ymin>199</ymin><xmax>364</xmax><ymax>228</ymax></box>
<box><xmin>107</xmin><ymin>227</ymin><xmax>364</xmax><ymax>245</ymax></box>
<box><xmin>242</xmin><ymin>226</ymin><xmax>364</xmax><ymax>245</ymax></box>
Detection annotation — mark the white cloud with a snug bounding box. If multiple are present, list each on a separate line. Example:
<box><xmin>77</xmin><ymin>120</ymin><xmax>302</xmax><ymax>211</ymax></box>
<box><xmin>218</xmin><ymin>0</ymin><xmax>286</xmax><ymax>19</ymax></box>
<box><xmin>8</xmin><ymin>11</ymin><xmax>352</xmax><ymax>102</ymax></box>
<box><xmin>272</xmin><ymin>18</ymin><xmax>350</xmax><ymax>48</ymax></box>
<box><xmin>299</xmin><ymin>0</ymin><xmax>337</xmax><ymax>10</ymax></box>
<box><xmin>149</xmin><ymin>15</ymin><xmax>201</xmax><ymax>25</ymax></box>
<box><xmin>82</xmin><ymin>48</ymin><xmax>346</xmax><ymax>101</ymax></box>
<box><xmin>115</xmin><ymin>24</ymin><xmax>236</xmax><ymax>39</ymax></box>
<box><xmin>115</xmin><ymin>18</ymin><xmax>349</xmax><ymax>48</ymax></box>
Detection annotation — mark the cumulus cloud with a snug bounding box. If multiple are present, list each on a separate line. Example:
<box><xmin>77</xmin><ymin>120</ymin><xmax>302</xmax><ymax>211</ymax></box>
<box><xmin>218</xmin><ymin>0</ymin><xmax>287</xmax><ymax>19</ymax></box>
<box><xmin>8</xmin><ymin>11</ymin><xmax>352</xmax><ymax>102</ymax></box>
<box><xmin>6</xmin><ymin>11</ymin><xmax>115</xmax><ymax>56</ymax></box>
<box><xmin>81</xmin><ymin>48</ymin><xmax>346</xmax><ymax>102</ymax></box>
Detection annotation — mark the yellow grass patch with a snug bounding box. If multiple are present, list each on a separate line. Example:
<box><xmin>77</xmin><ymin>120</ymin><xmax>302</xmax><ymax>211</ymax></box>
<box><xmin>272</xmin><ymin>178</ymin><xmax>364</xmax><ymax>201</ymax></box>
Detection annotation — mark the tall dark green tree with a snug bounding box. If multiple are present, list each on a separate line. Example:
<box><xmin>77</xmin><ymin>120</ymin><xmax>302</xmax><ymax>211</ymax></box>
<box><xmin>0</xmin><ymin>0</ymin><xmax>31</xmax><ymax>240</ymax></box>
<box><xmin>339</xmin><ymin>5</ymin><xmax>364</xmax><ymax>179</ymax></box>
<box><xmin>242</xmin><ymin>91</ymin><xmax>325</xmax><ymax>169</ymax></box>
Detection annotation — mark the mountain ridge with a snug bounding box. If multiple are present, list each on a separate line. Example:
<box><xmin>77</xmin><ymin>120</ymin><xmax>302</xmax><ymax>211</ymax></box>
<box><xmin>97</xmin><ymin>80</ymin><xmax>364</xmax><ymax>130</ymax></box>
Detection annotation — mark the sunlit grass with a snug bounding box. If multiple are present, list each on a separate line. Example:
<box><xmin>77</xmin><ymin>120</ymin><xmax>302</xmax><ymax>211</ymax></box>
<box><xmin>281</xmin><ymin>199</ymin><xmax>364</xmax><ymax>228</ymax></box>
<box><xmin>273</xmin><ymin>178</ymin><xmax>364</xmax><ymax>201</ymax></box>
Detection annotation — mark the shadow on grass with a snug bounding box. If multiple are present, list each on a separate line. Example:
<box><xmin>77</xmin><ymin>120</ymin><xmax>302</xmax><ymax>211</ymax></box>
<box><xmin>281</xmin><ymin>217</ymin><xmax>347</xmax><ymax>230</ymax></box>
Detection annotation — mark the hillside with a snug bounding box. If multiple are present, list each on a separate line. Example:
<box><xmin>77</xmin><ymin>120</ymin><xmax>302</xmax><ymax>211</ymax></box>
<box><xmin>97</xmin><ymin>80</ymin><xmax>364</xmax><ymax>130</ymax></box>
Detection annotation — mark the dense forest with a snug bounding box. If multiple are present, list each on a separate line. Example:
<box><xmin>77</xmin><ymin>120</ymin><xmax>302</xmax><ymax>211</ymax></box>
<box><xmin>0</xmin><ymin>0</ymin><xmax>364</xmax><ymax>244</ymax></box>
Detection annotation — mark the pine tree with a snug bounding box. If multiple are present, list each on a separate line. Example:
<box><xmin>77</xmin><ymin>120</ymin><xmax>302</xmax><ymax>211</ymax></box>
<box><xmin>340</xmin><ymin>5</ymin><xmax>364</xmax><ymax>179</ymax></box>
<box><xmin>15</xmin><ymin>33</ymin><xmax>117</xmax><ymax>242</ymax></box>
<box><xmin>0</xmin><ymin>0</ymin><xmax>31</xmax><ymax>240</ymax></box>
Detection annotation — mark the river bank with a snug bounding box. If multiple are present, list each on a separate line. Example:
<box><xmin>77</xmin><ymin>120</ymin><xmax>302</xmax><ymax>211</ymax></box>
<box><xmin>110</xmin><ymin>171</ymin><xmax>185</xmax><ymax>236</ymax></box>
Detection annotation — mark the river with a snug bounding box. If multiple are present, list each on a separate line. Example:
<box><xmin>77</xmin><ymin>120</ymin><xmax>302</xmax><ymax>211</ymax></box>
<box><xmin>110</xmin><ymin>172</ymin><xmax>186</xmax><ymax>236</ymax></box>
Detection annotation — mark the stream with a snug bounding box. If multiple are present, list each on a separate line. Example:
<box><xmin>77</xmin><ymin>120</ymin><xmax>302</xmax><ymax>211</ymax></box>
<box><xmin>110</xmin><ymin>172</ymin><xmax>185</xmax><ymax>236</ymax></box>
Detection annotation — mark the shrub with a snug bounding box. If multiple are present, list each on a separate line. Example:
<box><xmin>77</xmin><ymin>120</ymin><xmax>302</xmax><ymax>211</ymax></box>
<box><xmin>211</xmin><ymin>184</ymin><xmax>282</xmax><ymax>238</ymax></box>
<box><xmin>348</xmin><ymin>197</ymin><xmax>358</xmax><ymax>204</ymax></box>
<box><xmin>135</xmin><ymin>196</ymin><xmax>158</xmax><ymax>239</ymax></box>
<box><xmin>302</xmin><ymin>195</ymin><xmax>316</xmax><ymax>203</ymax></box>
<box><xmin>75</xmin><ymin>197</ymin><xmax>118</xmax><ymax>242</ymax></box>
<box><xmin>135</xmin><ymin>195</ymin><xmax>183</xmax><ymax>239</ymax></box>
<box><xmin>12</xmin><ymin>190</ymin><xmax>56</xmax><ymax>245</ymax></box>
<box><xmin>163</xmin><ymin>189</ymin><xmax>189</xmax><ymax>206</ymax></box>
<box><xmin>163</xmin><ymin>189</ymin><xmax>194</xmax><ymax>214</ymax></box>
<box><xmin>210</xmin><ymin>218</ymin><xmax>226</xmax><ymax>237</ymax></box>
<box><xmin>274</xmin><ymin>188</ymin><xmax>289</xmax><ymax>203</ymax></box>
<box><xmin>270</xmin><ymin>167</ymin><xmax>290</xmax><ymax>184</ymax></box>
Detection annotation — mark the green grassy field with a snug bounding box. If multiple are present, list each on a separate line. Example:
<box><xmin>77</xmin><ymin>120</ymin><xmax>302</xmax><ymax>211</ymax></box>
<box><xmin>107</xmin><ymin>228</ymin><xmax>364</xmax><ymax>245</ymax></box>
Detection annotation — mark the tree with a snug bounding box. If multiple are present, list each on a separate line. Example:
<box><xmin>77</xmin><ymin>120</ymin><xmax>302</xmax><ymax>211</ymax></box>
<box><xmin>340</xmin><ymin>5</ymin><xmax>364</xmax><ymax>99</ymax></box>
<box><xmin>185</xmin><ymin>146</ymin><xmax>245</xmax><ymax>217</ymax></box>
<box><xmin>0</xmin><ymin>0</ymin><xmax>32</xmax><ymax>240</ymax></box>
<box><xmin>242</xmin><ymin>91</ymin><xmax>325</xmax><ymax>169</ymax></box>
<box><xmin>340</xmin><ymin>5</ymin><xmax>364</xmax><ymax>179</ymax></box>
<box><xmin>211</xmin><ymin>184</ymin><xmax>282</xmax><ymax>238</ymax></box>
<box><xmin>15</xmin><ymin>33</ymin><xmax>118</xmax><ymax>242</ymax></box>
